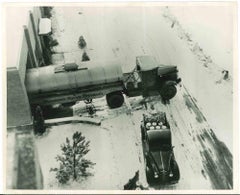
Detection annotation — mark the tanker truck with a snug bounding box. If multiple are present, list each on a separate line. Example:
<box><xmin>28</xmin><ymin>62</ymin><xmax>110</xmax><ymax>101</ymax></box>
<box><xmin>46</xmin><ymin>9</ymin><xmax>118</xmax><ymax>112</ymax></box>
<box><xmin>25</xmin><ymin>56</ymin><xmax>181</xmax><ymax>110</ymax></box>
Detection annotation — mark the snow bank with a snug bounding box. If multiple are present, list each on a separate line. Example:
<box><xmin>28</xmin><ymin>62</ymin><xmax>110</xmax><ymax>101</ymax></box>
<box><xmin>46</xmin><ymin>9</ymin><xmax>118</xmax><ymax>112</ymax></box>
<box><xmin>168</xmin><ymin>5</ymin><xmax>236</xmax><ymax>74</ymax></box>
<box><xmin>162</xmin><ymin>6</ymin><xmax>234</xmax><ymax>151</ymax></box>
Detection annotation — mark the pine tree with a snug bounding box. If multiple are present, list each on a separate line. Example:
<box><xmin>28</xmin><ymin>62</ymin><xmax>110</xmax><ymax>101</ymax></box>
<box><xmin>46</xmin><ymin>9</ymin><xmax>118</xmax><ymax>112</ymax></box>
<box><xmin>82</xmin><ymin>51</ymin><xmax>90</xmax><ymax>61</ymax></box>
<box><xmin>50</xmin><ymin>131</ymin><xmax>95</xmax><ymax>184</ymax></box>
<box><xmin>78</xmin><ymin>36</ymin><xmax>87</xmax><ymax>49</ymax></box>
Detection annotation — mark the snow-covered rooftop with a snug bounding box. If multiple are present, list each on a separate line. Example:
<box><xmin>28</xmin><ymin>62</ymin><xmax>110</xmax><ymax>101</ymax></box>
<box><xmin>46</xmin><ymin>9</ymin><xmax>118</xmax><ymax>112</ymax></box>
<box><xmin>6</xmin><ymin>6</ymin><xmax>33</xmax><ymax>68</ymax></box>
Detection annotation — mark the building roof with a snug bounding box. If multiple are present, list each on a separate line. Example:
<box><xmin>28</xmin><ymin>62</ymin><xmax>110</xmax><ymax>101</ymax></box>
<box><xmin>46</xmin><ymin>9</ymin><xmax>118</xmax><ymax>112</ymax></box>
<box><xmin>6</xmin><ymin>6</ymin><xmax>33</xmax><ymax>68</ymax></box>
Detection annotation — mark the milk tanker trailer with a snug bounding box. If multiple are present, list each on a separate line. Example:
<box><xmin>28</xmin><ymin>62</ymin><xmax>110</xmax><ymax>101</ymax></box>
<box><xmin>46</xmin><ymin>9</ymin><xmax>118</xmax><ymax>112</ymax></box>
<box><xmin>25</xmin><ymin>56</ymin><xmax>181</xmax><ymax>111</ymax></box>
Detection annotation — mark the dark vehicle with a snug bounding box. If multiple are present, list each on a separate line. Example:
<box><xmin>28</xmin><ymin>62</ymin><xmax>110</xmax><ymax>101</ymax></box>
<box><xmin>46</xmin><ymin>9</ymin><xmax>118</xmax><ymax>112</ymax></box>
<box><xmin>141</xmin><ymin>113</ymin><xmax>180</xmax><ymax>184</ymax></box>
<box><xmin>123</xmin><ymin>56</ymin><xmax>181</xmax><ymax>101</ymax></box>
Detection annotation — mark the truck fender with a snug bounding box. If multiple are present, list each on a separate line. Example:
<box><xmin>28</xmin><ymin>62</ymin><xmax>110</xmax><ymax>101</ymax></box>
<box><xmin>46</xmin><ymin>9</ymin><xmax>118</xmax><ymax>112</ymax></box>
<box><xmin>164</xmin><ymin>80</ymin><xmax>177</xmax><ymax>86</ymax></box>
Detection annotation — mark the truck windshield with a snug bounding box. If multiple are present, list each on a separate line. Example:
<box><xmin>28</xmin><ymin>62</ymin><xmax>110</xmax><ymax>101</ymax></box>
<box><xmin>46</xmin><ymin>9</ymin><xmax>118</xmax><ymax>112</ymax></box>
<box><xmin>133</xmin><ymin>70</ymin><xmax>141</xmax><ymax>82</ymax></box>
<box><xmin>147</xmin><ymin>130</ymin><xmax>172</xmax><ymax>152</ymax></box>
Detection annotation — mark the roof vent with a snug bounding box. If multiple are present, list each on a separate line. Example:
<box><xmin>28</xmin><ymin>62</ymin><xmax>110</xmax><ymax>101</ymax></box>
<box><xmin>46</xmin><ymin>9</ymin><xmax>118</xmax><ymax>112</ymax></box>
<box><xmin>63</xmin><ymin>63</ymin><xmax>79</xmax><ymax>71</ymax></box>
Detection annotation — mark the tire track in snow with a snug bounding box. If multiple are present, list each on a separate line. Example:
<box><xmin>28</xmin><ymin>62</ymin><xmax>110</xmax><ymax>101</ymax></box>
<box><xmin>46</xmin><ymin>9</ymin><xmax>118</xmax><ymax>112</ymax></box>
<box><xmin>168</xmin><ymin>86</ymin><xmax>232</xmax><ymax>189</ymax></box>
<box><xmin>181</xmin><ymin>85</ymin><xmax>232</xmax><ymax>189</ymax></box>
<box><xmin>166</xmin><ymin>97</ymin><xmax>213</xmax><ymax>189</ymax></box>
<box><xmin>140</xmin><ymin>85</ymin><xmax>232</xmax><ymax>189</ymax></box>
<box><xmin>100</xmin><ymin>100</ymin><xmax>145</xmax><ymax>189</ymax></box>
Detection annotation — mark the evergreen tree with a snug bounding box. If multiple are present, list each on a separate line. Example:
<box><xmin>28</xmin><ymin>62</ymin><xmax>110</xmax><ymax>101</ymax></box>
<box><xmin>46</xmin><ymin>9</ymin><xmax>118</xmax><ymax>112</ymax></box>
<box><xmin>78</xmin><ymin>36</ymin><xmax>87</xmax><ymax>49</ymax></box>
<box><xmin>51</xmin><ymin>132</ymin><xmax>95</xmax><ymax>184</ymax></box>
<box><xmin>82</xmin><ymin>51</ymin><xmax>90</xmax><ymax>61</ymax></box>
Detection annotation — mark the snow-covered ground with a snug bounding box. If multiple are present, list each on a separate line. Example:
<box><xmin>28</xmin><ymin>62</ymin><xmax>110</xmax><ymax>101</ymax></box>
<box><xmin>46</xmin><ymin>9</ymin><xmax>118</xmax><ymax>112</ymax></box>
<box><xmin>35</xmin><ymin>5</ymin><xmax>235</xmax><ymax>190</ymax></box>
<box><xmin>50</xmin><ymin>5</ymin><xmax>234</xmax><ymax>152</ymax></box>
<box><xmin>162</xmin><ymin>6</ymin><xmax>235</xmax><ymax>152</ymax></box>
<box><xmin>36</xmin><ymin>101</ymin><xmax>143</xmax><ymax>189</ymax></box>
<box><xmin>169</xmin><ymin>5</ymin><xmax>235</xmax><ymax>74</ymax></box>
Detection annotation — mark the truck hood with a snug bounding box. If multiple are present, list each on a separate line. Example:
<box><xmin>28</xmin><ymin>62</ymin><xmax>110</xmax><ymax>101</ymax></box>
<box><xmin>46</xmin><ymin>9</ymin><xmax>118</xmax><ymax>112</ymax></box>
<box><xmin>150</xmin><ymin>150</ymin><xmax>172</xmax><ymax>174</ymax></box>
<box><xmin>157</xmin><ymin>65</ymin><xmax>178</xmax><ymax>76</ymax></box>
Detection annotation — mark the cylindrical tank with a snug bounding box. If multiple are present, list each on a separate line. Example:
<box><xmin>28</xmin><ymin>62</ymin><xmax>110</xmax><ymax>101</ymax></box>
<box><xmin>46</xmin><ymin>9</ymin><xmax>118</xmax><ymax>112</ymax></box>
<box><xmin>25</xmin><ymin>60</ymin><xmax>123</xmax><ymax>94</ymax></box>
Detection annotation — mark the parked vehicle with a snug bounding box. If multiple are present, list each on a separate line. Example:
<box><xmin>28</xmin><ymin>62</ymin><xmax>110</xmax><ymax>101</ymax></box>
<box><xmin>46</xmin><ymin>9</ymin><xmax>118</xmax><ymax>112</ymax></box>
<box><xmin>123</xmin><ymin>56</ymin><xmax>181</xmax><ymax>101</ymax></box>
<box><xmin>140</xmin><ymin>113</ymin><xmax>180</xmax><ymax>184</ymax></box>
<box><xmin>26</xmin><ymin>55</ymin><xmax>181</xmax><ymax>109</ymax></box>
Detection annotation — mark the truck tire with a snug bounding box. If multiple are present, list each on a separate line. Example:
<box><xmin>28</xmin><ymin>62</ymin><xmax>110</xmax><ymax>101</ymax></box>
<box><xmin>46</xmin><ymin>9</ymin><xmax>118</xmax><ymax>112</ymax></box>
<box><xmin>106</xmin><ymin>91</ymin><xmax>124</xmax><ymax>109</ymax></box>
<box><xmin>160</xmin><ymin>82</ymin><xmax>177</xmax><ymax>100</ymax></box>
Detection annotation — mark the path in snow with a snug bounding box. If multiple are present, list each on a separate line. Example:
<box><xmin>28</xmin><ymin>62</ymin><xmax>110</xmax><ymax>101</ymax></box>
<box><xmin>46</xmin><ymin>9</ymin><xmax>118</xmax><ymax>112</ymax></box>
<box><xmin>128</xmin><ymin>86</ymin><xmax>232</xmax><ymax>189</ymax></box>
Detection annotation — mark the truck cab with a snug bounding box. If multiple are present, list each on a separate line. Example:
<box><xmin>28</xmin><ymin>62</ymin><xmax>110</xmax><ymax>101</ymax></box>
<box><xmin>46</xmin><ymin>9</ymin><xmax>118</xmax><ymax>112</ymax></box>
<box><xmin>124</xmin><ymin>56</ymin><xmax>181</xmax><ymax>100</ymax></box>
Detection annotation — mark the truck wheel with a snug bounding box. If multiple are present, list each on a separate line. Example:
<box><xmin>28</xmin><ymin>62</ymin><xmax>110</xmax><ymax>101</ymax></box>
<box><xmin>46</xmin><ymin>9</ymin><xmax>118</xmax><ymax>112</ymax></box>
<box><xmin>106</xmin><ymin>91</ymin><xmax>124</xmax><ymax>108</ymax></box>
<box><xmin>161</xmin><ymin>83</ymin><xmax>177</xmax><ymax>100</ymax></box>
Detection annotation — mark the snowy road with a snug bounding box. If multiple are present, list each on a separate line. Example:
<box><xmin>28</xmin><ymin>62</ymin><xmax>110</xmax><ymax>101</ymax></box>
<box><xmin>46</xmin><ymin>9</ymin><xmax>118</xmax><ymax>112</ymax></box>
<box><xmin>36</xmin><ymin>86</ymin><xmax>232</xmax><ymax>189</ymax></box>
<box><xmin>35</xmin><ymin>5</ymin><xmax>233</xmax><ymax>190</ymax></box>
<box><xmin>128</xmin><ymin>85</ymin><xmax>232</xmax><ymax>190</ymax></box>
<box><xmin>51</xmin><ymin>6</ymin><xmax>233</xmax><ymax>151</ymax></box>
